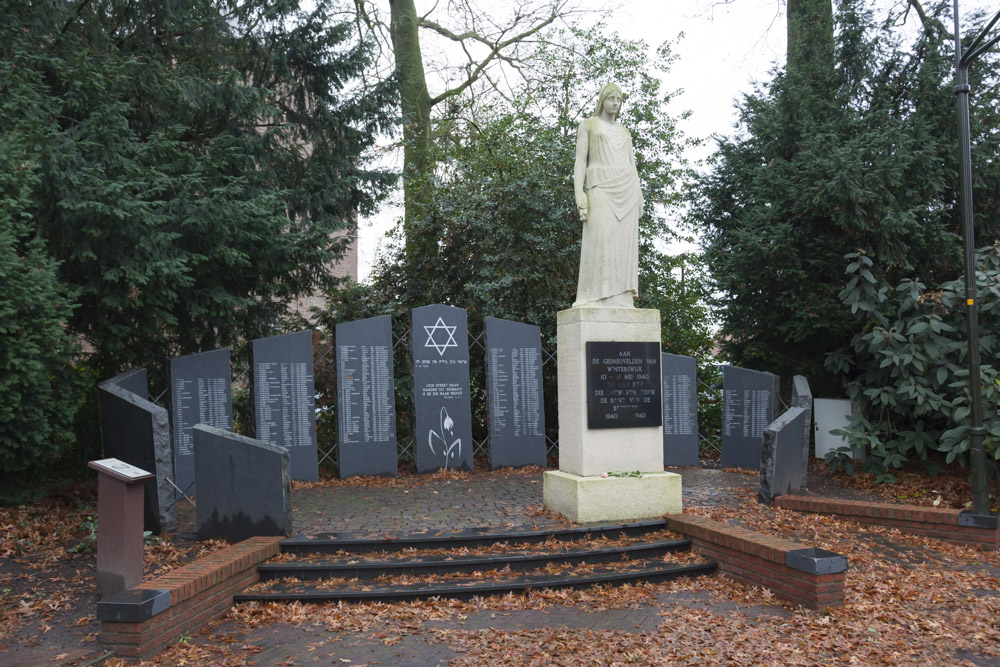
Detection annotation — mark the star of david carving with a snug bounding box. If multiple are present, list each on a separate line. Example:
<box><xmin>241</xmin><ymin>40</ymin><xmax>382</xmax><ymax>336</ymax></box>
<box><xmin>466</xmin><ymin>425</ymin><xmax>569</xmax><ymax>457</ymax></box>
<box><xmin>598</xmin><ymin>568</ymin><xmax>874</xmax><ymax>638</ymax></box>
<box><xmin>424</xmin><ymin>317</ymin><xmax>458</xmax><ymax>357</ymax></box>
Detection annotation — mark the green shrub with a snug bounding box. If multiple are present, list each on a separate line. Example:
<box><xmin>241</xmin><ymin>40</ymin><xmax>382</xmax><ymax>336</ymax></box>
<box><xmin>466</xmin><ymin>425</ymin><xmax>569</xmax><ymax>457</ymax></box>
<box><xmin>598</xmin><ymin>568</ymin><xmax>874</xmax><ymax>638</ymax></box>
<box><xmin>825</xmin><ymin>247</ymin><xmax>1000</xmax><ymax>481</ymax></box>
<box><xmin>0</xmin><ymin>139</ymin><xmax>87</xmax><ymax>478</ymax></box>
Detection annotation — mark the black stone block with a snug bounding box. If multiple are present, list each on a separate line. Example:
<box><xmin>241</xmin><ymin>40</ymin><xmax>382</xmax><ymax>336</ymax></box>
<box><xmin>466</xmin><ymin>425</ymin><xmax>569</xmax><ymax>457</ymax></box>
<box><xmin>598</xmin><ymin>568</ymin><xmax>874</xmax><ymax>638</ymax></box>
<box><xmin>958</xmin><ymin>510</ymin><xmax>999</xmax><ymax>529</ymax></box>
<box><xmin>785</xmin><ymin>547</ymin><xmax>848</xmax><ymax>575</ymax></box>
<box><xmin>96</xmin><ymin>588</ymin><xmax>171</xmax><ymax>622</ymax></box>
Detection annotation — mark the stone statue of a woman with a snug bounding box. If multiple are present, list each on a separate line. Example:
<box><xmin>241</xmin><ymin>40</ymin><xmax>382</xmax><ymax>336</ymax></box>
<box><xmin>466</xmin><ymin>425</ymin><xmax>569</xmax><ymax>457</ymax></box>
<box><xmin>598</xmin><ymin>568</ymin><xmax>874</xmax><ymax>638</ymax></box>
<box><xmin>572</xmin><ymin>83</ymin><xmax>643</xmax><ymax>309</ymax></box>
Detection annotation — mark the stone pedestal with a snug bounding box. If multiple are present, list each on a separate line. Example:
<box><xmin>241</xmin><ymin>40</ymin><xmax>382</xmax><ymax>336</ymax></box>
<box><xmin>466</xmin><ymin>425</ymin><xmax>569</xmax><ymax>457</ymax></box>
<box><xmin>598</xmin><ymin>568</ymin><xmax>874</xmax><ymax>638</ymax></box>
<box><xmin>543</xmin><ymin>470</ymin><xmax>681</xmax><ymax>523</ymax></box>
<box><xmin>88</xmin><ymin>459</ymin><xmax>154</xmax><ymax>598</ymax></box>
<box><xmin>543</xmin><ymin>307</ymin><xmax>682</xmax><ymax>522</ymax></box>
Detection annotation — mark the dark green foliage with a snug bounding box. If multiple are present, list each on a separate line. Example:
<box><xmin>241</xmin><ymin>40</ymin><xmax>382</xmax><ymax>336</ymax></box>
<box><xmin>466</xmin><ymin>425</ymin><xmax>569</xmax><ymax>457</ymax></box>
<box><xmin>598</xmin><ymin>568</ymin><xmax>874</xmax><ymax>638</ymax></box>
<box><xmin>1</xmin><ymin>0</ymin><xmax>395</xmax><ymax>381</ymax></box>
<box><xmin>317</xmin><ymin>27</ymin><xmax>714</xmax><ymax>451</ymax></box>
<box><xmin>692</xmin><ymin>1</ymin><xmax>1000</xmax><ymax>395</ymax></box>
<box><xmin>1</xmin><ymin>0</ymin><xmax>395</xmax><ymax>475</ymax></box>
<box><xmin>0</xmin><ymin>130</ymin><xmax>86</xmax><ymax>478</ymax></box>
<box><xmin>825</xmin><ymin>248</ymin><xmax>1000</xmax><ymax>482</ymax></box>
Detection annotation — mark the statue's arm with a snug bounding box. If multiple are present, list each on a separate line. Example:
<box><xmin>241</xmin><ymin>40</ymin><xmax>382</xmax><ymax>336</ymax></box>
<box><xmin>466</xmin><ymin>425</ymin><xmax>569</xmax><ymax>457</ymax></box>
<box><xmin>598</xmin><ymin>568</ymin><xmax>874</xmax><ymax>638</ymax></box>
<box><xmin>574</xmin><ymin>121</ymin><xmax>589</xmax><ymax>223</ymax></box>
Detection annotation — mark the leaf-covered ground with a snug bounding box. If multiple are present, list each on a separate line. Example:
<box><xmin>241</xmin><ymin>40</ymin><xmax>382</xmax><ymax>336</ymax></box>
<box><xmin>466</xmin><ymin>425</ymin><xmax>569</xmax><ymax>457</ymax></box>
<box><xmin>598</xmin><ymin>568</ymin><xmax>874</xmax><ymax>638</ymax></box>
<box><xmin>145</xmin><ymin>483</ymin><xmax>999</xmax><ymax>666</ymax></box>
<box><xmin>3</xmin><ymin>466</ymin><xmax>998</xmax><ymax>665</ymax></box>
<box><xmin>0</xmin><ymin>485</ymin><xmax>227</xmax><ymax>665</ymax></box>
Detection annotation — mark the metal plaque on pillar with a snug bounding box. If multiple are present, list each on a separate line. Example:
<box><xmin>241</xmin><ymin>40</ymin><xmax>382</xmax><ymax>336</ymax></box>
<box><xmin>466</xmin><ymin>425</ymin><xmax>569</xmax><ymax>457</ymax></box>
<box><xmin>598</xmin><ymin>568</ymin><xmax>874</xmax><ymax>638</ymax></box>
<box><xmin>484</xmin><ymin>316</ymin><xmax>546</xmax><ymax>469</ymax></box>
<box><xmin>411</xmin><ymin>304</ymin><xmax>473</xmax><ymax>473</ymax></box>
<box><xmin>168</xmin><ymin>348</ymin><xmax>233</xmax><ymax>497</ymax></box>
<box><xmin>336</xmin><ymin>315</ymin><xmax>398</xmax><ymax>477</ymax></box>
<box><xmin>720</xmin><ymin>365</ymin><xmax>779</xmax><ymax>470</ymax></box>
<box><xmin>586</xmin><ymin>342</ymin><xmax>662</xmax><ymax>429</ymax></box>
<box><xmin>661</xmin><ymin>353</ymin><xmax>699</xmax><ymax>467</ymax></box>
<box><xmin>250</xmin><ymin>329</ymin><xmax>319</xmax><ymax>482</ymax></box>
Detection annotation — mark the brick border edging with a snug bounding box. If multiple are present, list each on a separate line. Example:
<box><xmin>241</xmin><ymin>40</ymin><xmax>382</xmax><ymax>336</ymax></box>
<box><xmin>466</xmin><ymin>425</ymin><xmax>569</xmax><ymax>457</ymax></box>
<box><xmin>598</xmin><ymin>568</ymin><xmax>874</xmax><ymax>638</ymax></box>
<box><xmin>665</xmin><ymin>514</ymin><xmax>847</xmax><ymax>609</ymax></box>
<box><xmin>97</xmin><ymin>536</ymin><xmax>283</xmax><ymax>661</ymax></box>
<box><xmin>773</xmin><ymin>496</ymin><xmax>1000</xmax><ymax>550</ymax></box>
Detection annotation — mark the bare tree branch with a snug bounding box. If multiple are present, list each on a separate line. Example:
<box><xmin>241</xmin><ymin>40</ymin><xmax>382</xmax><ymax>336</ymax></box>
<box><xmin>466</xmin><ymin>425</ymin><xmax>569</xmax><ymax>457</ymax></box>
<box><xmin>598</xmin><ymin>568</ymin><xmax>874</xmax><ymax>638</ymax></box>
<box><xmin>422</xmin><ymin>0</ymin><xmax>570</xmax><ymax>106</ymax></box>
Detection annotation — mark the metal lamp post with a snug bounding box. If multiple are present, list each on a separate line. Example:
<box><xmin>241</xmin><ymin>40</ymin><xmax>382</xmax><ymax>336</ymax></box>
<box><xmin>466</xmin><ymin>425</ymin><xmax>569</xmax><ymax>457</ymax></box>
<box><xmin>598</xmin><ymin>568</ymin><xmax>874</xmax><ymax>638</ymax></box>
<box><xmin>952</xmin><ymin>1</ymin><xmax>1000</xmax><ymax>516</ymax></box>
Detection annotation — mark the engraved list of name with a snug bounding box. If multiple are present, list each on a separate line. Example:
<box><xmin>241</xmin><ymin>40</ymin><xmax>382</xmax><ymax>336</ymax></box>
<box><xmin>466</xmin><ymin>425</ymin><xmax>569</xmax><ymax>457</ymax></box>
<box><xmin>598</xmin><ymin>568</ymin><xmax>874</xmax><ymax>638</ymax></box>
<box><xmin>489</xmin><ymin>345</ymin><xmax>542</xmax><ymax>438</ymax></box>
<box><xmin>338</xmin><ymin>343</ymin><xmax>394</xmax><ymax>445</ymax></box>
<box><xmin>255</xmin><ymin>361</ymin><xmax>312</xmax><ymax>448</ymax></box>
<box><xmin>586</xmin><ymin>341</ymin><xmax>662</xmax><ymax>429</ymax></box>
<box><xmin>722</xmin><ymin>387</ymin><xmax>773</xmax><ymax>438</ymax></box>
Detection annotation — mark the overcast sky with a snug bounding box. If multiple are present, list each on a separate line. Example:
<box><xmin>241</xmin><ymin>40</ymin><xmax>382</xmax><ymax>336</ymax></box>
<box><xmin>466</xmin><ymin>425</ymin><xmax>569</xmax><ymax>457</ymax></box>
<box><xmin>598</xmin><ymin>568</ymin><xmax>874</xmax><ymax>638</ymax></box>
<box><xmin>356</xmin><ymin>0</ymin><xmax>996</xmax><ymax>281</ymax></box>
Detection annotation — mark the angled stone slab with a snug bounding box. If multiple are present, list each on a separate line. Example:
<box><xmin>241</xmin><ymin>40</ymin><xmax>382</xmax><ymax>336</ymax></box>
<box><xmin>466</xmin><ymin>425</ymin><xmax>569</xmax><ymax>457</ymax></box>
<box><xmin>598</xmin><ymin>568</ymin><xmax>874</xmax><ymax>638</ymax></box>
<box><xmin>193</xmin><ymin>425</ymin><xmax>291</xmax><ymax>542</ymax></box>
<box><xmin>411</xmin><ymin>304</ymin><xmax>473</xmax><ymax>473</ymax></box>
<box><xmin>484</xmin><ymin>316</ymin><xmax>546</xmax><ymax>470</ymax></box>
<box><xmin>791</xmin><ymin>375</ymin><xmax>813</xmax><ymax>489</ymax></box>
<box><xmin>106</xmin><ymin>367</ymin><xmax>149</xmax><ymax>398</ymax></box>
<box><xmin>168</xmin><ymin>348</ymin><xmax>233</xmax><ymax>498</ymax></box>
<box><xmin>720</xmin><ymin>365</ymin><xmax>779</xmax><ymax>470</ymax></box>
<box><xmin>98</xmin><ymin>370</ymin><xmax>175</xmax><ymax>534</ymax></box>
<box><xmin>336</xmin><ymin>315</ymin><xmax>398</xmax><ymax>478</ymax></box>
<box><xmin>250</xmin><ymin>330</ymin><xmax>319</xmax><ymax>482</ymax></box>
<box><xmin>661</xmin><ymin>353</ymin><xmax>699</xmax><ymax>467</ymax></box>
<box><xmin>758</xmin><ymin>406</ymin><xmax>808</xmax><ymax>505</ymax></box>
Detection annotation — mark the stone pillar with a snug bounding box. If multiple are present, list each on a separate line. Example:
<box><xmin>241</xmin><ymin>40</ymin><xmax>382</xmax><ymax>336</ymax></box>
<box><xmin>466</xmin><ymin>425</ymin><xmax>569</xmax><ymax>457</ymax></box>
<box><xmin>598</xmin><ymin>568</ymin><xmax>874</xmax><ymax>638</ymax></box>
<box><xmin>543</xmin><ymin>307</ymin><xmax>681</xmax><ymax>523</ymax></box>
<box><xmin>88</xmin><ymin>459</ymin><xmax>154</xmax><ymax>598</ymax></box>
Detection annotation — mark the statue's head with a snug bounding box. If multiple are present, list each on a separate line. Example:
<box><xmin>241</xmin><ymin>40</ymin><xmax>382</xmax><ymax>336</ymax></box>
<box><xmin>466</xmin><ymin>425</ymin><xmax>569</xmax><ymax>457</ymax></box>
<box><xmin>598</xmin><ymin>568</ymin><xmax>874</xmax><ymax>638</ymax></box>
<box><xmin>593</xmin><ymin>83</ymin><xmax>624</xmax><ymax>120</ymax></box>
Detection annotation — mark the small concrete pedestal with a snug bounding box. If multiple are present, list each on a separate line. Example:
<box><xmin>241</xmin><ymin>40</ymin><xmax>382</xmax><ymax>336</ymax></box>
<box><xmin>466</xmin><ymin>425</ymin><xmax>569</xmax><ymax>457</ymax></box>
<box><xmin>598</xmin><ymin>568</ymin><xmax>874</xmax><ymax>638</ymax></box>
<box><xmin>88</xmin><ymin>458</ymin><xmax>154</xmax><ymax>598</ymax></box>
<box><xmin>543</xmin><ymin>307</ymin><xmax>682</xmax><ymax>522</ymax></box>
<box><xmin>544</xmin><ymin>470</ymin><xmax>681</xmax><ymax>523</ymax></box>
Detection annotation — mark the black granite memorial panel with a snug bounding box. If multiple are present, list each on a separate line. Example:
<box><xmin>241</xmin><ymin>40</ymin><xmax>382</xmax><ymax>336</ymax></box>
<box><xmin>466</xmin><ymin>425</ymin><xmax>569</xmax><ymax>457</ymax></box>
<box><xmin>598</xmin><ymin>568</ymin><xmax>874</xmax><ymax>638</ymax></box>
<box><xmin>758</xmin><ymin>407</ymin><xmax>808</xmax><ymax>505</ymax></box>
<box><xmin>250</xmin><ymin>330</ymin><xmax>319</xmax><ymax>482</ymax></box>
<box><xmin>336</xmin><ymin>315</ymin><xmax>397</xmax><ymax>478</ymax></box>
<box><xmin>484</xmin><ymin>316</ymin><xmax>546</xmax><ymax>469</ymax></box>
<box><xmin>97</xmin><ymin>372</ymin><xmax>175</xmax><ymax>534</ymax></box>
<box><xmin>169</xmin><ymin>348</ymin><xmax>233</xmax><ymax>497</ymax></box>
<box><xmin>586</xmin><ymin>342</ymin><xmax>662</xmax><ymax>429</ymax></box>
<box><xmin>193</xmin><ymin>425</ymin><xmax>291</xmax><ymax>541</ymax></box>
<box><xmin>411</xmin><ymin>304</ymin><xmax>473</xmax><ymax>473</ymax></box>
<box><xmin>720</xmin><ymin>365</ymin><xmax>779</xmax><ymax>470</ymax></box>
<box><xmin>661</xmin><ymin>353</ymin><xmax>699</xmax><ymax>467</ymax></box>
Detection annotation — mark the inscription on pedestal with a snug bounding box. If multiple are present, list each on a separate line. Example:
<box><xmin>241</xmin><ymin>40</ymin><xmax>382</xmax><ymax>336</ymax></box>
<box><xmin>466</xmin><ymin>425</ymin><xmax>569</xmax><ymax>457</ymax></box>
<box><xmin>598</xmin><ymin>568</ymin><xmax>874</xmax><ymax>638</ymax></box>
<box><xmin>169</xmin><ymin>348</ymin><xmax>233</xmax><ymax>497</ymax></box>
<box><xmin>336</xmin><ymin>315</ymin><xmax>397</xmax><ymax>477</ymax></box>
<box><xmin>586</xmin><ymin>342</ymin><xmax>662</xmax><ymax>430</ymax></box>
<box><xmin>484</xmin><ymin>316</ymin><xmax>546</xmax><ymax>469</ymax></box>
<box><xmin>250</xmin><ymin>330</ymin><xmax>319</xmax><ymax>482</ymax></box>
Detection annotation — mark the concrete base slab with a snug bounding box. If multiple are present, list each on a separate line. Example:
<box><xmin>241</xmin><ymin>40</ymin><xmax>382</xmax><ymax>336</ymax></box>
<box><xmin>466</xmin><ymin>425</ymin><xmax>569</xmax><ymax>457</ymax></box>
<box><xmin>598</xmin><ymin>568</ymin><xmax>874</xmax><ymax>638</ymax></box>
<box><xmin>543</xmin><ymin>470</ymin><xmax>682</xmax><ymax>523</ymax></box>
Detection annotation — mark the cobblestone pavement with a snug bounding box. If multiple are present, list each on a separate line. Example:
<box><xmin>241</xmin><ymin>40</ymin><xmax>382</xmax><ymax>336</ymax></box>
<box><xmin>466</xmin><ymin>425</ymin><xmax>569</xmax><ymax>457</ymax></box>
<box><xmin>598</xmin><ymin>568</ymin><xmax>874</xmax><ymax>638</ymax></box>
<box><xmin>286</xmin><ymin>465</ymin><xmax>875</xmax><ymax>538</ymax></box>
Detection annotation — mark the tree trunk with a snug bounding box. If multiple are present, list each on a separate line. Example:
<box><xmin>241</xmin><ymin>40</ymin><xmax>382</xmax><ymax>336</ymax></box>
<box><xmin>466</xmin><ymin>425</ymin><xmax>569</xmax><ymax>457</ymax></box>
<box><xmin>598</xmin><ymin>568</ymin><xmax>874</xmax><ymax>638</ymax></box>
<box><xmin>388</xmin><ymin>0</ymin><xmax>433</xmax><ymax>292</ymax></box>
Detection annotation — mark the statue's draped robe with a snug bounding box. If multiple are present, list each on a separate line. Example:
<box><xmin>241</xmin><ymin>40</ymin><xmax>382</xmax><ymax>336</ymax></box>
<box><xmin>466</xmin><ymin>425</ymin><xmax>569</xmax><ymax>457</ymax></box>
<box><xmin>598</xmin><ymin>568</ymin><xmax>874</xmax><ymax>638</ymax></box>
<box><xmin>574</xmin><ymin>117</ymin><xmax>643</xmax><ymax>308</ymax></box>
